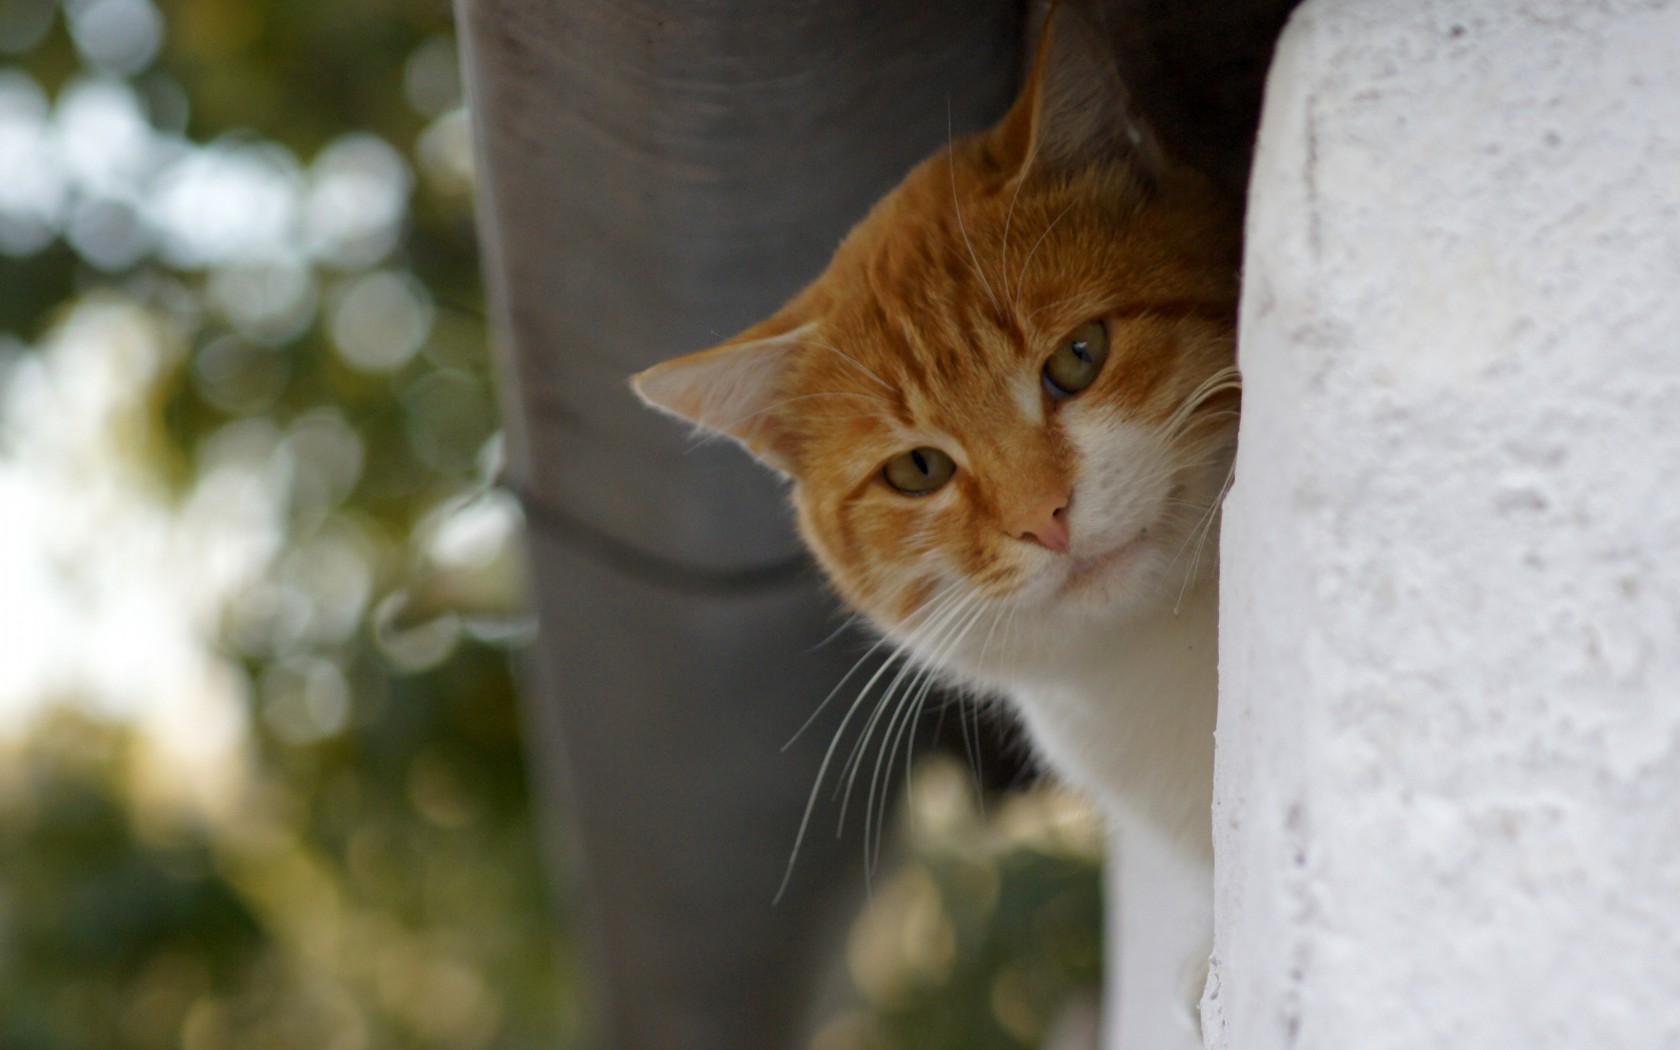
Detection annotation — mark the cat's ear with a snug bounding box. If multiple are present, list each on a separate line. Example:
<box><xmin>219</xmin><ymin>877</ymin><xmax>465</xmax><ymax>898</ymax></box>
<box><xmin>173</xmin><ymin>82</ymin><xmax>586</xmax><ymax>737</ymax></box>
<box><xmin>630</xmin><ymin>319</ymin><xmax>813</xmax><ymax>476</ymax></box>
<box><xmin>994</xmin><ymin>3</ymin><xmax>1163</xmax><ymax>181</ymax></box>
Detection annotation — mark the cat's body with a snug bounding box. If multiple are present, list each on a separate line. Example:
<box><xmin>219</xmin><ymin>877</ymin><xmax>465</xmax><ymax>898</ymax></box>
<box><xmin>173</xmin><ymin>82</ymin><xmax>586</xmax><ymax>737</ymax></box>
<box><xmin>634</xmin><ymin>8</ymin><xmax>1238</xmax><ymax>1047</ymax></box>
<box><xmin>915</xmin><ymin>534</ymin><xmax>1222</xmax><ymax>1050</ymax></box>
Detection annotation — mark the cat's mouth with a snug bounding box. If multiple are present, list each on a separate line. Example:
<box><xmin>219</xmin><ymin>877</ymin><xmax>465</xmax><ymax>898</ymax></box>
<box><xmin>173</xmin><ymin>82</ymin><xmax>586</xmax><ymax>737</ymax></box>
<box><xmin>1061</xmin><ymin>532</ymin><xmax>1150</xmax><ymax>593</ymax></box>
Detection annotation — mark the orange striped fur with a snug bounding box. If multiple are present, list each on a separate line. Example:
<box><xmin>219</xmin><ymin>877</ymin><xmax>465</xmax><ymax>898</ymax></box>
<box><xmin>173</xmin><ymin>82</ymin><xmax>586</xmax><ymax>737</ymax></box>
<box><xmin>634</xmin><ymin>9</ymin><xmax>1240</xmax><ymax>664</ymax></box>
<box><xmin>635</xmin><ymin>16</ymin><xmax>1243</xmax><ymax>1038</ymax></box>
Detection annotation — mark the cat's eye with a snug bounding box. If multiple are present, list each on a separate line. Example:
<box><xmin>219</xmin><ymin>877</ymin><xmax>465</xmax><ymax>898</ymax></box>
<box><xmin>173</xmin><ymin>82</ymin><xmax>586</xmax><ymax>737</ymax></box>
<box><xmin>883</xmin><ymin>447</ymin><xmax>956</xmax><ymax>495</ymax></box>
<box><xmin>1043</xmin><ymin>320</ymin><xmax>1109</xmax><ymax>398</ymax></box>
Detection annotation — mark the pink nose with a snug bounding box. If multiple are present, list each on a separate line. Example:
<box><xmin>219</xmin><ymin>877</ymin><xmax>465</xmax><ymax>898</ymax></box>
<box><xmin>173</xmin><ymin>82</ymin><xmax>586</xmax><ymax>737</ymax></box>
<box><xmin>1010</xmin><ymin>490</ymin><xmax>1071</xmax><ymax>552</ymax></box>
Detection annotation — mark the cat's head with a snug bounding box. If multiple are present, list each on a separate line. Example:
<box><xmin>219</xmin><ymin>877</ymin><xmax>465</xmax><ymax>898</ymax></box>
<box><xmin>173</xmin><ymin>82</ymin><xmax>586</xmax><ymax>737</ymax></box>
<box><xmin>633</xmin><ymin>8</ymin><xmax>1240</xmax><ymax>680</ymax></box>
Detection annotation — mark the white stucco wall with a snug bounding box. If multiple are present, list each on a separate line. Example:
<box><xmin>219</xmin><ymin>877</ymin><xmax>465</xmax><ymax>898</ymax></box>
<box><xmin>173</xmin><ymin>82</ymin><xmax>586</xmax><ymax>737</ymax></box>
<box><xmin>1212</xmin><ymin>1</ymin><xmax>1680</xmax><ymax>1047</ymax></box>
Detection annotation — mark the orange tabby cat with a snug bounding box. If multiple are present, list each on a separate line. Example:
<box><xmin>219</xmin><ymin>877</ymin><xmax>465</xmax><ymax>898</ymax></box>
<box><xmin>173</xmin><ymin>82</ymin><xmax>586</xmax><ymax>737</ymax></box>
<box><xmin>632</xmin><ymin>7</ymin><xmax>1239</xmax><ymax>1047</ymax></box>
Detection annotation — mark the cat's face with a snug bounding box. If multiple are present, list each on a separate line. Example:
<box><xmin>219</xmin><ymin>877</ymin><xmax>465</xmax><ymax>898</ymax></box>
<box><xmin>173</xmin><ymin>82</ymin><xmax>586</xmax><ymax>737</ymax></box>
<box><xmin>633</xmin><ymin>10</ymin><xmax>1240</xmax><ymax>680</ymax></box>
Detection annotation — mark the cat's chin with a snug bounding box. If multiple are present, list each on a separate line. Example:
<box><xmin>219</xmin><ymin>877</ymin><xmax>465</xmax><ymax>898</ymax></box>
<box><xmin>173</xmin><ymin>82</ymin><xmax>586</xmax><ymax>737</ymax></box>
<box><xmin>1061</xmin><ymin>534</ymin><xmax>1151</xmax><ymax>597</ymax></box>
<box><xmin>1031</xmin><ymin>552</ymin><xmax>1216</xmax><ymax>658</ymax></box>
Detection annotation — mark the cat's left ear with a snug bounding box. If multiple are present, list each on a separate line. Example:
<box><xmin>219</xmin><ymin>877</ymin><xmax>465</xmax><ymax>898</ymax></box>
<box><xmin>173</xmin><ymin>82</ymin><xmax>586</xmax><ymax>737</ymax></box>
<box><xmin>630</xmin><ymin>318</ymin><xmax>812</xmax><ymax>476</ymax></box>
<box><xmin>993</xmin><ymin>3</ymin><xmax>1164</xmax><ymax>182</ymax></box>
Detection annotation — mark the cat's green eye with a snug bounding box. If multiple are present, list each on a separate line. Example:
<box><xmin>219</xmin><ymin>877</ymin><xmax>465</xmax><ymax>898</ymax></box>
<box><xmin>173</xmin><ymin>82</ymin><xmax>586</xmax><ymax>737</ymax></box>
<box><xmin>1043</xmin><ymin>320</ymin><xmax>1109</xmax><ymax>397</ymax></box>
<box><xmin>883</xmin><ymin>447</ymin><xmax>956</xmax><ymax>495</ymax></box>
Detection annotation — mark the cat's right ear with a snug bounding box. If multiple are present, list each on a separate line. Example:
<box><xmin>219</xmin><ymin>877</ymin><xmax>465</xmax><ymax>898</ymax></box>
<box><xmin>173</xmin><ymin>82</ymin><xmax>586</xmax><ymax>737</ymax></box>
<box><xmin>994</xmin><ymin>3</ymin><xmax>1164</xmax><ymax>182</ymax></box>
<box><xmin>630</xmin><ymin>320</ymin><xmax>812</xmax><ymax>476</ymax></box>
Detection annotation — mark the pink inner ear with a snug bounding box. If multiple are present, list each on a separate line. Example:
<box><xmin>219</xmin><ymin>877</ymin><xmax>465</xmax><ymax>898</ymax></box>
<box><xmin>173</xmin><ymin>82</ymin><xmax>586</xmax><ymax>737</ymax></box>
<box><xmin>631</xmin><ymin>322</ymin><xmax>813</xmax><ymax>475</ymax></box>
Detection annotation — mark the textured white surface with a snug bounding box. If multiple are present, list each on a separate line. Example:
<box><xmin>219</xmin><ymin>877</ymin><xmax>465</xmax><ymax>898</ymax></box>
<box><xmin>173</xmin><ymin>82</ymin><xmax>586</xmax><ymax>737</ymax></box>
<box><xmin>1212</xmin><ymin>1</ymin><xmax>1680</xmax><ymax>1047</ymax></box>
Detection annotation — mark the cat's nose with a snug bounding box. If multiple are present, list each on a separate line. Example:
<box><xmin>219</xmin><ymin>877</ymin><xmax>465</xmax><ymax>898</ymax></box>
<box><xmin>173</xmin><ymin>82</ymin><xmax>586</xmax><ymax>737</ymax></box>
<box><xmin>1010</xmin><ymin>490</ymin><xmax>1071</xmax><ymax>553</ymax></box>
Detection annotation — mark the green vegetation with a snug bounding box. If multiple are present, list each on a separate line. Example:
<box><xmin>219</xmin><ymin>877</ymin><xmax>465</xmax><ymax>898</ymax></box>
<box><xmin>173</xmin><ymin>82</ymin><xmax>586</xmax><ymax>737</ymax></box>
<box><xmin>0</xmin><ymin>2</ymin><xmax>1101</xmax><ymax>1047</ymax></box>
<box><xmin>0</xmin><ymin>0</ymin><xmax>571</xmax><ymax>1046</ymax></box>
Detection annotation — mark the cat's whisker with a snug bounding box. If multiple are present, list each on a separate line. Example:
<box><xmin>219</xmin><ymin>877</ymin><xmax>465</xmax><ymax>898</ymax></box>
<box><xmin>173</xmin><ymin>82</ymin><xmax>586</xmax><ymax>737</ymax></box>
<box><xmin>875</xmin><ymin>667</ymin><xmax>941</xmax><ymax>869</ymax></box>
<box><xmin>865</xmin><ymin>591</ymin><xmax>979</xmax><ymax>791</ymax></box>
<box><xmin>847</xmin><ymin>593</ymin><xmax>982</xmax><ymax>873</ymax></box>
<box><xmin>1160</xmin><ymin>367</ymin><xmax>1243</xmax><ymax>441</ymax></box>
<box><xmin>1022</xmin><ymin>291</ymin><xmax>1098</xmax><ymax>326</ymax></box>
<box><xmin>776</xmin><ymin>647</ymin><xmax>906</xmax><ymax>905</ymax></box>
<box><xmin>983</xmin><ymin>601</ymin><xmax>1025</xmax><ymax>810</ymax></box>
<box><xmin>1169</xmin><ymin>364</ymin><xmax>1241</xmax><ymax>413</ymax></box>
<box><xmin>736</xmin><ymin>390</ymin><xmax>896</xmax><ymax>422</ymax></box>
<box><xmin>775</xmin><ymin>581</ymin><xmax>967</xmax><ymax>903</ymax></box>
<box><xmin>1013</xmin><ymin>200</ymin><xmax>1077</xmax><ymax>298</ymax></box>
<box><xmin>999</xmin><ymin>593</ymin><xmax>1021</xmax><ymax>658</ymax></box>
<box><xmin>803</xmin><ymin>610</ymin><xmax>864</xmax><ymax>656</ymax></box>
<box><xmin>864</xmin><ymin>660</ymin><xmax>932</xmax><ymax>871</ymax></box>
<box><xmin>1184</xmin><ymin>457</ymin><xmax>1239</xmax><ymax>597</ymax></box>
<box><xmin>1150</xmin><ymin>449</ymin><xmax>1236</xmax><ymax>484</ymax></box>
<box><xmin>784</xmin><ymin>620</ymin><xmax>898</xmax><ymax>753</ymax></box>
<box><xmin>975</xmin><ymin>597</ymin><xmax>1010</xmax><ymax>677</ymax></box>
<box><xmin>998</xmin><ymin>170</ymin><xmax>1030</xmax><ymax>305</ymax></box>
<box><xmin>792</xmin><ymin>577</ymin><xmax>965</xmax><ymax>749</ymax></box>
<box><xmin>834</xmin><ymin>656</ymin><xmax>910</xmax><ymax>812</ymax></box>
<box><xmin>837</xmin><ymin>588</ymin><xmax>976</xmax><ymax>819</ymax></box>
<box><xmin>944</xmin><ymin>106</ymin><xmax>1004</xmax><ymax>318</ymax></box>
<box><xmin>1101</xmin><ymin>446</ymin><xmax>1204</xmax><ymax>498</ymax></box>
<box><xmin>840</xmin><ymin>587</ymin><xmax>976</xmax><ymax>798</ymax></box>
<box><xmin>1124</xmin><ymin>453</ymin><xmax>1196</xmax><ymax>490</ymax></box>
<box><xmin>967</xmin><ymin>700</ymin><xmax>991</xmax><ymax>814</ymax></box>
<box><xmin>841</xmin><ymin>654</ymin><xmax>921</xmax><ymax>814</ymax></box>
<box><xmin>1165</xmin><ymin>389</ymin><xmax>1243</xmax><ymax>445</ymax></box>
<box><xmin>952</xmin><ymin>602</ymin><xmax>1010</xmax><ymax>805</ymax></box>
<box><xmin>1160</xmin><ymin>405</ymin><xmax>1233</xmax><ymax>454</ymax></box>
<box><xmin>1168</xmin><ymin>459</ymin><xmax>1238</xmax><ymax>613</ymax></box>
<box><xmin>1174</xmin><ymin>409</ymin><xmax>1241</xmax><ymax>435</ymax></box>
<box><xmin>956</xmin><ymin>691</ymin><xmax>983</xmax><ymax>804</ymax></box>
<box><xmin>708</xmin><ymin>392</ymin><xmax>898</xmax><ymax>455</ymax></box>
<box><xmin>787</xmin><ymin>337</ymin><xmax>896</xmax><ymax>393</ymax></box>
<box><xmin>868</xmin><ymin>598</ymin><xmax>991</xmax><ymax>873</ymax></box>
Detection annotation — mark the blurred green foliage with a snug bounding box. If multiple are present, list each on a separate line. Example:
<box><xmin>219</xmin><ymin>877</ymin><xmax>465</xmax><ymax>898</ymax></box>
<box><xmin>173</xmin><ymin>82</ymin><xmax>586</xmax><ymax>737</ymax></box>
<box><xmin>0</xmin><ymin>2</ymin><xmax>1103</xmax><ymax>1048</ymax></box>
<box><xmin>0</xmin><ymin>0</ymin><xmax>573</xmax><ymax>1046</ymax></box>
<box><xmin>817</xmin><ymin>761</ymin><xmax>1104</xmax><ymax>1050</ymax></box>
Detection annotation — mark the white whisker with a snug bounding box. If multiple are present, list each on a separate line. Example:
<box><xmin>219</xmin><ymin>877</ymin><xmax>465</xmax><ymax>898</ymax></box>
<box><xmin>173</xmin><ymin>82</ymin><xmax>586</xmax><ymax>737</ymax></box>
<box><xmin>867</xmin><ymin>598</ymin><xmax>991</xmax><ymax>873</ymax></box>
<box><xmin>788</xmin><ymin>337</ymin><xmax>895</xmax><ymax>392</ymax></box>
<box><xmin>841</xmin><ymin>591</ymin><xmax>978</xmax><ymax>818</ymax></box>
<box><xmin>999</xmin><ymin>171</ymin><xmax>1029</xmax><ymax>306</ymax></box>
<box><xmin>774</xmin><ymin>580</ymin><xmax>966</xmax><ymax>903</ymax></box>
<box><xmin>1014</xmin><ymin>201</ymin><xmax>1077</xmax><ymax>298</ymax></box>
<box><xmin>948</xmin><ymin>103</ymin><xmax>1003</xmax><ymax>316</ymax></box>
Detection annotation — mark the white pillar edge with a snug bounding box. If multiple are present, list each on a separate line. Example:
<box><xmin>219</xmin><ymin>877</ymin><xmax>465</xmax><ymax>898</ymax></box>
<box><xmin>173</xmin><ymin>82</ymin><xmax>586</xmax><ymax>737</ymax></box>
<box><xmin>1211</xmin><ymin>1</ymin><xmax>1680</xmax><ymax>1047</ymax></box>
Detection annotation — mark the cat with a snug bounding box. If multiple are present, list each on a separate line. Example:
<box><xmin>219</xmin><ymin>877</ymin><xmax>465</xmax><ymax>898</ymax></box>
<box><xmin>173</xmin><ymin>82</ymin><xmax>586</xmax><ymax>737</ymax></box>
<box><xmin>631</xmin><ymin>6</ymin><xmax>1240</xmax><ymax>1048</ymax></box>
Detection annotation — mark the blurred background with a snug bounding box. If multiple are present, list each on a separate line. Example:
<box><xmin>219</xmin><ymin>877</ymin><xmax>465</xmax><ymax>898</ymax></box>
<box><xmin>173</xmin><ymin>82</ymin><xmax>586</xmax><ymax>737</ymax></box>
<box><xmin>0</xmin><ymin>0</ymin><xmax>1103</xmax><ymax>1047</ymax></box>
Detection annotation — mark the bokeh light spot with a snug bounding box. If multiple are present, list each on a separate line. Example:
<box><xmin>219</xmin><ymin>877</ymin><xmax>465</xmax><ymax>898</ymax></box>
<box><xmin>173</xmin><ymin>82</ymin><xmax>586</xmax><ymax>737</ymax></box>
<box><xmin>55</xmin><ymin>76</ymin><xmax>160</xmax><ymax>198</ymax></box>
<box><xmin>209</xmin><ymin>262</ymin><xmax>318</xmax><ymax>346</ymax></box>
<box><xmin>415</xmin><ymin>107</ymin><xmax>474</xmax><ymax>195</ymax></box>
<box><xmin>402</xmin><ymin>36</ymin><xmax>461</xmax><ymax>119</ymax></box>
<box><xmin>330</xmin><ymin>269</ymin><xmax>433</xmax><ymax>373</ymax></box>
<box><xmin>283</xmin><ymin>409</ymin><xmax>365</xmax><ymax>515</ymax></box>
<box><xmin>66</xmin><ymin>194</ymin><xmax>151</xmax><ymax>270</ymax></box>
<box><xmin>67</xmin><ymin>0</ymin><xmax>164</xmax><ymax>75</ymax></box>
<box><xmin>304</xmin><ymin>134</ymin><xmax>410</xmax><ymax>270</ymax></box>
<box><xmin>0</xmin><ymin>70</ymin><xmax>64</xmax><ymax>254</ymax></box>
<box><xmin>260</xmin><ymin>655</ymin><xmax>351</xmax><ymax>745</ymax></box>
<box><xmin>150</xmin><ymin>141</ymin><xmax>302</xmax><ymax>268</ymax></box>
<box><xmin>277</xmin><ymin>521</ymin><xmax>375</xmax><ymax>647</ymax></box>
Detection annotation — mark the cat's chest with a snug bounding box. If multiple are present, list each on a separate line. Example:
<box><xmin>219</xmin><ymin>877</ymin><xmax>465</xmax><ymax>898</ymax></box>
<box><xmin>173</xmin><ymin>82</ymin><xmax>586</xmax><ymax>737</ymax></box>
<box><xmin>992</xmin><ymin>581</ymin><xmax>1220</xmax><ymax>848</ymax></box>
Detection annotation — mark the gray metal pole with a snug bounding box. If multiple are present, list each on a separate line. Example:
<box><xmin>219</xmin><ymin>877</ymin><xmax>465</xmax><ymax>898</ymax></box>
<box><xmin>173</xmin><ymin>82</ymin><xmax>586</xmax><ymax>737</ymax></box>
<box><xmin>455</xmin><ymin>3</ymin><xmax>1022</xmax><ymax>1046</ymax></box>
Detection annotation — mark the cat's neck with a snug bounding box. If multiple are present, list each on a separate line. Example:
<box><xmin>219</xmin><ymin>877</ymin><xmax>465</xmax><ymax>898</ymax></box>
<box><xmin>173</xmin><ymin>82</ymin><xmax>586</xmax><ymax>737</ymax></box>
<box><xmin>948</xmin><ymin>576</ymin><xmax>1221</xmax><ymax>855</ymax></box>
